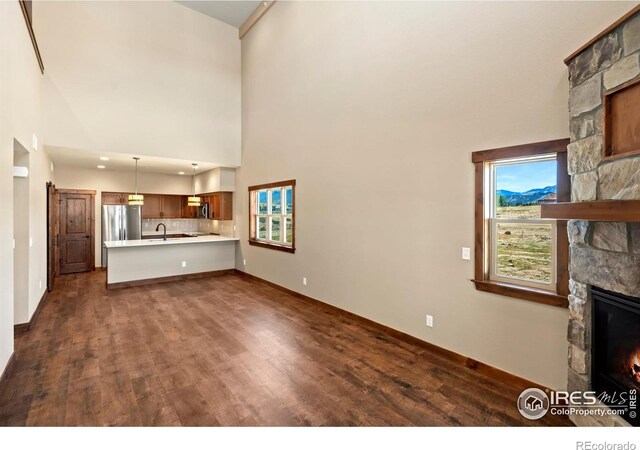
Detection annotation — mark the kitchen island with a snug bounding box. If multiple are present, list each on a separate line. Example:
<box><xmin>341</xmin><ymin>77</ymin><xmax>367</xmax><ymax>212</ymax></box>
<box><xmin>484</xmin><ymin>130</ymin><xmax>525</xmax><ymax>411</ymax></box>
<box><xmin>104</xmin><ymin>235</ymin><xmax>238</xmax><ymax>288</ymax></box>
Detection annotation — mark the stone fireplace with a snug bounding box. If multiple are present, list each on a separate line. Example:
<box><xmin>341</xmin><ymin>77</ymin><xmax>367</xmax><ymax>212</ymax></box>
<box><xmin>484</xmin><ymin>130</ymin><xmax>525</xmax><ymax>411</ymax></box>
<box><xmin>565</xmin><ymin>8</ymin><xmax>640</xmax><ymax>427</ymax></box>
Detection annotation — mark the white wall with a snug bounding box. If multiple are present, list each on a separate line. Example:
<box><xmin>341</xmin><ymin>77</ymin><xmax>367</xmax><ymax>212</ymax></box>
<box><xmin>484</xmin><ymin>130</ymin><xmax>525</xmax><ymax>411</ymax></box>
<box><xmin>54</xmin><ymin>166</ymin><xmax>194</xmax><ymax>267</ymax></box>
<box><xmin>0</xmin><ymin>1</ymin><xmax>52</xmax><ymax>373</ymax></box>
<box><xmin>237</xmin><ymin>1</ymin><xmax>635</xmax><ymax>390</ymax></box>
<box><xmin>28</xmin><ymin>138</ymin><xmax>53</xmax><ymax>322</ymax></box>
<box><xmin>13</xmin><ymin>145</ymin><xmax>30</xmax><ymax>325</ymax></box>
<box><xmin>36</xmin><ymin>1</ymin><xmax>241</xmax><ymax>166</ymax></box>
<box><xmin>195</xmin><ymin>167</ymin><xmax>236</xmax><ymax>193</ymax></box>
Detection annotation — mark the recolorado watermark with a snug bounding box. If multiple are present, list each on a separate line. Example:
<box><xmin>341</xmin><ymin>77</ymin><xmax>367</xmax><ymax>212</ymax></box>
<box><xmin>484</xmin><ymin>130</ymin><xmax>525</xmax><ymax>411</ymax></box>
<box><xmin>576</xmin><ymin>443</ymin><xmax>636</xmax><ymax>450</ymax></box>
<box><xmin>516</xmin><ymin>387</ymin><xmax>637</xmax><ymax>420</ymax></box>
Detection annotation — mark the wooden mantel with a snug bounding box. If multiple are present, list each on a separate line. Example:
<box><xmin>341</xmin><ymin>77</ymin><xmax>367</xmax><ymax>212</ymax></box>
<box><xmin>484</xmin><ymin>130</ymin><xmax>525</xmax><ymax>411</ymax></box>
<box><xmin>541</xmin><ymin>200</ymin><xmax>640</xmax><ymax>222</ymax></box>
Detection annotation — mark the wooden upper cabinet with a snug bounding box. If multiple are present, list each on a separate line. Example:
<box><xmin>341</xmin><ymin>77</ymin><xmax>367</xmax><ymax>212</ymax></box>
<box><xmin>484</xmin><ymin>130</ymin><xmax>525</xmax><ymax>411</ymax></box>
<box><xmin>103</xmin><ymin>191</ymin><xmax>212</xmax><ymax>219</ymax></box>
<box><xmin>141</xmin><ymin>194</ymin><xmax>183</xmax><ymax>219</ymax></box>
<box><xmin>162</xmin><ymin>195</ymin><xmax>182</xmax><ymax>219</ymax></box>
<box><xmin>142</xmin><ymin>194</ymin><xmax>162</xmax><ymax>219</ymax></box>
<box><xmin>182</xmin><ymin>196</ymin><xmax>198</xmax><ymax>218</ymax></box>
<box><xmin>209</xmin><ymin>192</ymin><xmax>233</xmax><ymax>220</ymax></box>
<box><xmin>102</xmin><ymin>192</ymin><xmax>128</xmax><ymax>205</ymax></box>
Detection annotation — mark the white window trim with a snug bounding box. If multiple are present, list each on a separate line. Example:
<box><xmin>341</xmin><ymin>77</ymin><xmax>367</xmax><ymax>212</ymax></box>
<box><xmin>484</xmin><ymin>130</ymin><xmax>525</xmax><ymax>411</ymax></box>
<box><xmin>254</xmin><ymin>186</ymin><xmax>293</xmax><ymax>247</ymax></box>
<box><xmin>487</xmin><ymin>155</ymin><xmax>557</xmax><ymax>291</ymax></box>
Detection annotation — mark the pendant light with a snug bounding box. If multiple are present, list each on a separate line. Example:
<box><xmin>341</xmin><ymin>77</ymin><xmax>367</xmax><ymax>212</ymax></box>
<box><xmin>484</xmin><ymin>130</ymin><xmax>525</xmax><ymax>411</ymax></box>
<box><xmin>187</xmin><ymin>163</ymin><xmax>201</xmax><ymax>207</ymax></box>
<box><xmin>128</xmin><ymin>157</ymin><xmax>144</xmax><ymax>205</ymax></box>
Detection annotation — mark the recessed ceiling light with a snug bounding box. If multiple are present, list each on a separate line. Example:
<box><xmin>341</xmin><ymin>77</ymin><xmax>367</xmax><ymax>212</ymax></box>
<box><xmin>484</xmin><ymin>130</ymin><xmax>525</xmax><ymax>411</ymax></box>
<box><xmin>97</xmin><ymin>165</ymin><xmax>106</xmax><ymax>169</ymax></box>
<box><xmin>99</xmin><ymin>156</ymin><xmax>109</xmax><ymax>161</ymax></box>
<box><xmin>178</xmin><ymin>171</ymin><xmax>185</xmax><ymax>175</ymax></box>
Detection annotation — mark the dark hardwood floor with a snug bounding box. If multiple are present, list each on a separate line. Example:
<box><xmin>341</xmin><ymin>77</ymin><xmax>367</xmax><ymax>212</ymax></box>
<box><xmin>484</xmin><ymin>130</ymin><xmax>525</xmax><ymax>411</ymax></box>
<box><xmin>0</xmin><ymin>271</ymin><xmax>571</xmax><ymax>426</ymax></box>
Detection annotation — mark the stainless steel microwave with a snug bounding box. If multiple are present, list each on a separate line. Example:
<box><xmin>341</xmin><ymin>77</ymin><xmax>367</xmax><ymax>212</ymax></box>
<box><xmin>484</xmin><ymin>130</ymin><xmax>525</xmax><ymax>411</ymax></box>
<box><xmin>198</xmin><ymin>203</ymin><xmax>209</xmax><ymax>219</ymax></box>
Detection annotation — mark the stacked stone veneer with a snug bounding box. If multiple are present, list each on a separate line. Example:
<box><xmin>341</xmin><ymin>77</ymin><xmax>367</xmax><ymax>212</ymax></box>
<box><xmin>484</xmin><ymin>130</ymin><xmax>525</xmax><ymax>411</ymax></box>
<box><xmin>566</xmin><ymin>11</ymin><xmax>640</xmax><ymax>427</ymax></box>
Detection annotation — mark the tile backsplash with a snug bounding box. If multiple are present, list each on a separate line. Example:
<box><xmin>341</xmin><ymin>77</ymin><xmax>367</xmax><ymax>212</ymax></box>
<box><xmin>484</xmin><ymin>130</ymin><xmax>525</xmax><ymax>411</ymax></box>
<box><xmin>142</xmin><ymin>218</ymin><xmax>235</xmax><ymax>237</ymax></box>
<box><xmin>143</xmin><ymin>219</ymin><xmax>198</xmax><ymax>234</ymax></box>
<box><xmin>198</xmin><ymin>219</ymin><xmax>234</xmax><ymax>237</ymax></box>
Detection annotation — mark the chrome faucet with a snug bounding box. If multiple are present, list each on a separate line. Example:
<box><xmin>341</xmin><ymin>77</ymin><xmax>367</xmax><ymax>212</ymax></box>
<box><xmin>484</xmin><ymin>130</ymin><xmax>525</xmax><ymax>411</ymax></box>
<box><xmin>155</xmin><ymin>223</ymin><xmax>167</xmax><ymax>241</ymax></box>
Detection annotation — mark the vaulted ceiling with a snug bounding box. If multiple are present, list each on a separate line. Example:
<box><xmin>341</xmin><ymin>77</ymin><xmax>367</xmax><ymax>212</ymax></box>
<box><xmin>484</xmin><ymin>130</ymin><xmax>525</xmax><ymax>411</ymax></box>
<box><xmin>176</xmin><ymin>1</ymin><xmax>261</xmax><ymax>28</ymax></box>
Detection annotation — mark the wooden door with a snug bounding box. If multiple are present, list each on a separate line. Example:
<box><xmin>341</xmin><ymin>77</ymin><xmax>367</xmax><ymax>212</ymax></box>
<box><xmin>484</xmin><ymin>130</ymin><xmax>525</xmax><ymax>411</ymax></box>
<box><xmin>101</xmin><ymin>192</ymin><xmax>124</xmax><ymax>205</ymax></box>
<box><xmin>46</xmin><ymin>182</ymin><xmax>58</xmax><ymax>291</ymax></box>
<box><xmin>161</xmin><ymin>195</ymin><xmax>182</xmax><ymax>218</ymax></box>
<box><xmin>142</xmin><ymin>194</ymin><xmax>162</xmax><ymax>218</ymax></box>
<box><xmin>59</xmin><ymin>190</ymin><xmax>95</xmax><ymax>274</ymax></box>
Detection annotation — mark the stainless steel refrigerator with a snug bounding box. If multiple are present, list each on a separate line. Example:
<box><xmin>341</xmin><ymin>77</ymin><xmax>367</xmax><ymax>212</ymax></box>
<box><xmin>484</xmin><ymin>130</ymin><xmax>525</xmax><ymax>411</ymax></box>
<box><xmin>101</xmin><ymin>205</ymin><xmax>142</xmax><ymax>267</ymax></box>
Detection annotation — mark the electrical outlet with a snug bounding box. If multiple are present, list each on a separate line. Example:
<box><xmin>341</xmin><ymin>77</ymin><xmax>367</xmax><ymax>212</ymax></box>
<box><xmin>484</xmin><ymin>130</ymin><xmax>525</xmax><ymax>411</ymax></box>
<box><xmin>233</xmin><ymin>225</ymin><xmax>237</xmax><ymax>231</ymax></box>
<box><xmin>462</xmin><ymin>247</ymin><xmax>471</xmax><ymax>260</ymax></box>
<box><xmin>243</xmin><ymin>259</ymin><xmax>246</xmax><ymax>266</ymax></box>
<box><xmin>303</xmin><ymin>277</ymin><xmax>308</xmax><ymax>286</ymax></box>
<box><xmin>426</xmin><ymin>315</ymin><xmax>434</xmax><ymax>328</ymax></box>
<box><xmin>181</xmin><ymin>261</ymin><xmax>187</xmax><ymax>268</ymax></box>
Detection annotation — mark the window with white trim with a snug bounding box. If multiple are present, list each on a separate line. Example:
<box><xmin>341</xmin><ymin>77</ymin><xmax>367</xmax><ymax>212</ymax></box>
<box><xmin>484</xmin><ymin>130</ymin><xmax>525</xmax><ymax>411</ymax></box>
<box><xmin>249</xmin><ymin>180</ymin><xmax>295</xmax><ymax>253</ymax></box>
<box><xmin>487</xmin><ymin>156</ymin><xmax>557</xmax><ymax>290</ymax></box>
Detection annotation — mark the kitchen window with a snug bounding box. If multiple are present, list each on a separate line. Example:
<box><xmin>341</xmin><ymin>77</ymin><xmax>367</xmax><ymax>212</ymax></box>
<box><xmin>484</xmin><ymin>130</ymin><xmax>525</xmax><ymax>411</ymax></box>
<box><xmin>471</xmin><ymin>139</ymin><xmax>570</xmax><ymax>308</ymax></box>
<box><xmin>248</xmin><ymin>180</ymin><xmax>295</xmax><ymax>253</ymax></box>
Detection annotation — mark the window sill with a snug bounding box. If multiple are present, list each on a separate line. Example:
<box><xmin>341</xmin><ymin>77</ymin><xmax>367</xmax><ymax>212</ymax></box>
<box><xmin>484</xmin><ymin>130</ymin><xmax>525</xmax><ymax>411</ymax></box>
<box><xmin>471</xmin><ymin>279</ymin><xmax>568</xmax><ymax>308</ymax></box>
<box><xmin>248</xmin><ymin>239</ymin><xmax>295</xmax><ymax>254</ymax></box>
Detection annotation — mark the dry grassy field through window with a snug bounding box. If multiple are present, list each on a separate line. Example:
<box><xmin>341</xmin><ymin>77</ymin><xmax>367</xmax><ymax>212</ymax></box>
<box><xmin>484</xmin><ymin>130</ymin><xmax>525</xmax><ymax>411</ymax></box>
<box><xmin>495</xmin><ymin>205</ymin><xmax>552</xmax><ymax>284</ymax></box>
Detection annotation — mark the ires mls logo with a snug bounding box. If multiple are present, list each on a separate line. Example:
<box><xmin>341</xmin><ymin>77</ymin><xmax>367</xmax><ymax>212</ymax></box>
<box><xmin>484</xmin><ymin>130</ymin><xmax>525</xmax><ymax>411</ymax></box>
<box><xmin>517</xmin><ymin>387</ymin><xmax>638</xmax><ymax>421</ymax></box>
<box><xmin>549</xmin><ymin>390</ymin><xmax>598</xmax><ymax>406</ymax></box>
<box><xmin>517</xmin><ymin>388</ymin><xmax>550</xmax><ymax>420</ymax></box>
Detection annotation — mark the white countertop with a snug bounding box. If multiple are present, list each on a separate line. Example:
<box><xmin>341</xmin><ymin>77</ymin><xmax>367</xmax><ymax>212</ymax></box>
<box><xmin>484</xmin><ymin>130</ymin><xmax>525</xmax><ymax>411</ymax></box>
<box><xmin>105</xmin><ymin>235</ymin><xmax>239</xmax><ymax>248</ymax></box>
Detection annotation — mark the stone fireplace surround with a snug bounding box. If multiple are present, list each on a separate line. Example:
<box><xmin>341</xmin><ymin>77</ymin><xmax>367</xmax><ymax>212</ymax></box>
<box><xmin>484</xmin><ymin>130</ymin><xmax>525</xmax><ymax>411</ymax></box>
<box><xmin>566</xmin><ymin>8</ymin><xmax>640</xmax><ymax>427</ymax></box>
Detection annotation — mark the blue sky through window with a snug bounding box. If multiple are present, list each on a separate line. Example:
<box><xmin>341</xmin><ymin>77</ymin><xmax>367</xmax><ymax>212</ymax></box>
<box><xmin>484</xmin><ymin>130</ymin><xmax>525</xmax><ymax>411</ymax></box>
<box><xmin>271</xmin><ymin>189</ymin><xmax>281</xmax><ymax>214</ymax></box>
<box><xmin>496</xmin><ymin>160</ymin><xmax>556</xmax><ymax>192</ymax></box>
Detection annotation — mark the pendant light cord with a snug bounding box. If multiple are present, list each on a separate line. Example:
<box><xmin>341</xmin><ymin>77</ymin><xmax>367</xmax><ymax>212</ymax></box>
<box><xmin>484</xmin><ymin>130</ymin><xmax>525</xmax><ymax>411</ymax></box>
<box><xmin>192</xmin><ymin>164</ymin><xmax>197</xmax><ymax>197</ymax></box>
<box><xmin>134</xmin><ymin>157</ymin><xmax>140</xmax><ymax>195</ymax></box>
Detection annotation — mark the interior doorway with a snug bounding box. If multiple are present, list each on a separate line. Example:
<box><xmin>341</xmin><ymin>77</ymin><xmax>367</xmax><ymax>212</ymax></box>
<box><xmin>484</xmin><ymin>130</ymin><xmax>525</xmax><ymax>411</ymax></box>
<box><xmin>57</xmin><ymin>189</ymin><xmax>96</xmax><ymax>274</ymax></box>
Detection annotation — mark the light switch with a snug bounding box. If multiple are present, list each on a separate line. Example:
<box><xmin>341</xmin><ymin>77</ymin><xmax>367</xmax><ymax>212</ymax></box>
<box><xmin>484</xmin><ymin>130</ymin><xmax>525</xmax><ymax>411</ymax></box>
<box><xmin>462</xmin><ymin>247</ymin><xmax>471</xmax><ymax>260</ymax></box>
